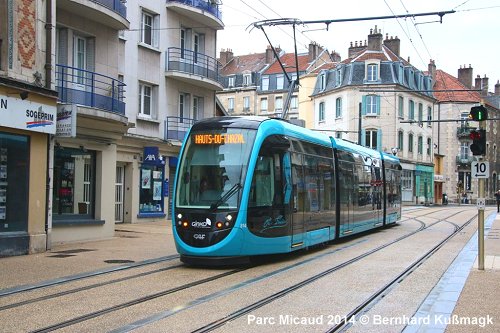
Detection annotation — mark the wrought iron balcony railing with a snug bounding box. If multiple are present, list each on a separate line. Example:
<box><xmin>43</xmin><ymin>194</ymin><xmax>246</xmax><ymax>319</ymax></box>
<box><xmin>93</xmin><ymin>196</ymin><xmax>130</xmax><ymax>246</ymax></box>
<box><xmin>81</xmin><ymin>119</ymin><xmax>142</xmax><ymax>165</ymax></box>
<box><xmin>165</xmin><ymin>47</ymin><xmax>222</xmax><ymax>84</ymax></box>
<box><xmin>166</xmin><ymin>0</ymin><xmax>222</xmax><ymax>20</ymax></box>
<box><xmin>456</xmin><ymin>155</ymin><xmax>475</xmax><ymax>165</ymax></box>
<box><xmin>56</xmin><ymin>64</ymin><xmax>126</xmax><ymax>115</ymax></box>
<box><xmin>456</xmin><ymin>125</ymin><xmax>476</xmax><ymax>139</ymax></box>
<box><xmin>165</xmin><ymin>116</ymin><xmax>195</xmax><ymax>141</ymax></box>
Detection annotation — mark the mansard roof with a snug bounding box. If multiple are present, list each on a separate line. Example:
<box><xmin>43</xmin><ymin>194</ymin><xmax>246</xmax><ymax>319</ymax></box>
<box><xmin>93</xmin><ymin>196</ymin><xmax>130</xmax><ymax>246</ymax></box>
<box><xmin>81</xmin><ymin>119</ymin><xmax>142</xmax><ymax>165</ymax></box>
<box><xmin>263</xmin><ymin>52</ymin><xmax>311</xmax><ymax>75</ymax></box>
<box><xmin>433</xmin><ymin>70</ymin><xmax>481</xmax><ymax>103</ymax></box>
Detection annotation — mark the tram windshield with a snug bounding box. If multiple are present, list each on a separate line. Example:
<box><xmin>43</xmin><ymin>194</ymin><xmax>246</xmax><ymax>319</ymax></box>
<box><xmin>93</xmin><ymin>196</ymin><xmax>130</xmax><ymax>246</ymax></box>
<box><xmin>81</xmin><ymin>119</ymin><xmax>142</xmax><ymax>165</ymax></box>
<box><xmin>175</xmin><ymin>128</ymin><xmax>256</xmax><ymax>209</ymax></box>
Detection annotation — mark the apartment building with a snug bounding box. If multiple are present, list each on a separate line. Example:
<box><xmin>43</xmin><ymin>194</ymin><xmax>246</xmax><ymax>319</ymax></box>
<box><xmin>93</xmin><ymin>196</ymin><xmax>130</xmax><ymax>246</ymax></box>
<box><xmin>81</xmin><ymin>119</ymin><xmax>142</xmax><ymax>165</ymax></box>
<box><xmin>311</xmin><ymin>27</ymin><xmax>436</xmax><ymax>204</ymax></box>
<box><xmin>119</xmin><ymin>0</ymin><xmax>223</xmax><ymax>222</ymax></box>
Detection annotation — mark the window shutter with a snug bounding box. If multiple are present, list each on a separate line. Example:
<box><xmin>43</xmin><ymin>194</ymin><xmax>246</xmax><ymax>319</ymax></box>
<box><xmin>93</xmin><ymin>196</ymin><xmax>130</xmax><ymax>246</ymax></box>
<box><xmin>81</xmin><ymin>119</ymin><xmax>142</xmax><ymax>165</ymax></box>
<box><xmin>376</xmin><ymin>95</ymin><xmax>381</xmax><ymax>115</ymax></box>
<box><xmin>361</xmin><ymin>129</ymin><xmax>366</xmax><ymax>147</ymax></box>
<box><xmin>362</xmin><ymin>95</ymin><xmax>367</xmax><ymax>115</ymax></box>
<box><xmin>377</xmin><ymin>129</ymin><xmax>382</xmax><ymax>151</ymax></box>
<box><xmin>57</xmin><ymin>28</ymin><xmax>68</xmax><ymax>65</ymax></box>
<box><xmin>86</xmin><ymin>37</ymin><xmax>95</xmax><ymax>72</ymax></box>
<box><xmin>153</xmin><ymin>16</ymin><xmax>160</xmax><ymax>48</ymax></box>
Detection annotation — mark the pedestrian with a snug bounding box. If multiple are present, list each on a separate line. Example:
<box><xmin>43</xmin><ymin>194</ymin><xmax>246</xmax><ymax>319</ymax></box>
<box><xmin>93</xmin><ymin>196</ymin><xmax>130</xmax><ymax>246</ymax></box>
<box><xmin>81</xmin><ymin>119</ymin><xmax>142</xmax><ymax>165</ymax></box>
<box><xmin>495</xmin><ymin>190</ymin><xmax>500</xmax><ymax>213</ymax></box>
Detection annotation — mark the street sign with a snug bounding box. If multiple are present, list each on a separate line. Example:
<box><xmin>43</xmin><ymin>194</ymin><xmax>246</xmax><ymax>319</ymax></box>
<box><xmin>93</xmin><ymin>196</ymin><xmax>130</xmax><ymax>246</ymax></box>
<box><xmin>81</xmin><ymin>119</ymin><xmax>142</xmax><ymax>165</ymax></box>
<box><xmin>471</xmin><ymin>161</ymin><xmax>489</xmax><ymax>178</ymax></box>
<box><xmin>477</xmin><ymin>198</ymin><xmax>485</xmax><ymax>210</ymax></box>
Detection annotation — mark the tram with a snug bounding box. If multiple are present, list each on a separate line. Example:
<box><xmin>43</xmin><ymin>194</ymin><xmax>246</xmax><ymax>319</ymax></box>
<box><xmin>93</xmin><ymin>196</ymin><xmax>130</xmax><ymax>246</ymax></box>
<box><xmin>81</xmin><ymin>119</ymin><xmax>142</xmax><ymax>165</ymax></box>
<box><xmin>172</xmin><ymin>116</ymin><xmax>402</xmax><ymax>265</ymax></box>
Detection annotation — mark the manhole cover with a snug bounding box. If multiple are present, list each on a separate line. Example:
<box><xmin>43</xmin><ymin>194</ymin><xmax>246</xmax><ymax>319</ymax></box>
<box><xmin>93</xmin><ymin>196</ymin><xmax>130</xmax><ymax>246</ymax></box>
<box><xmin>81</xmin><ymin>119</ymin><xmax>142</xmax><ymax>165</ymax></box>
<box><xmin>104</xmin><ymin>259</ymin><xmax>135</xmax><ymax>264</ymax></box>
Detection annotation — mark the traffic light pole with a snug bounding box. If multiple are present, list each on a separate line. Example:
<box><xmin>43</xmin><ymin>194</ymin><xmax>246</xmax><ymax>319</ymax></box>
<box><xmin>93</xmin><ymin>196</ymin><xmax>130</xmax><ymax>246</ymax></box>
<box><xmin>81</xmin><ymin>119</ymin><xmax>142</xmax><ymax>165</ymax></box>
<box><xmin>477</xmin><ymin>118</ymin><xmax>486</xmax><ymax>271</ymax></box>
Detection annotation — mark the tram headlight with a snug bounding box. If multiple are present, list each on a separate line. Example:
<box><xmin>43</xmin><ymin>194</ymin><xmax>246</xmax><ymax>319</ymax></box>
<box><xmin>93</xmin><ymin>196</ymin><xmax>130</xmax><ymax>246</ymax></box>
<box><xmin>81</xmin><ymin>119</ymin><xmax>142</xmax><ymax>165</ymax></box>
<box><xmin>225</xmin><ymin>214</ymin><xmax>233</xmax><ymax>222</ymax></box>
<box><xmin>177</xmin><ymin>213</ymin><xmax>183</xmax><ymax>220</ymax></box>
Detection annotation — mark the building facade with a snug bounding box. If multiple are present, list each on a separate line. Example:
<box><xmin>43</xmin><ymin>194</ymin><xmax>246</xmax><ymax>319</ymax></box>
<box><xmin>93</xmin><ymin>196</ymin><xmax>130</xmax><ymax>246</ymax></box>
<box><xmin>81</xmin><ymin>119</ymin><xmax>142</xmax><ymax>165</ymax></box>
<box><xmin>311</xmin><ymin>27</ymin><xmax>436</xmax><ymax>204</ymax></box>
<box><xmin>0</xmin><ymin>0</ymin><xmax>58</xmax><ymax>255</ymax></box>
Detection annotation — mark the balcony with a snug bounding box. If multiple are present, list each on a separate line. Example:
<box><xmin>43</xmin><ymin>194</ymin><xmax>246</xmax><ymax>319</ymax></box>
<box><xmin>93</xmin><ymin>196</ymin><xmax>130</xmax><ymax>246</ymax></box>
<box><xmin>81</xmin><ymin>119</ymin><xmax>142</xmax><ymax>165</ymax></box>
<box><xmin>165</xmin><ymin>47</ymin><xmax>224</xmax><ymax>91</ymax></box>
<box><xmin>456</xmin><ymin>125</ymin><xmax>476</xmax><ymax>139</ymax></box>
<box><xmin>57</xmin><ymin>0</ymin><xmax>129</xmax><ymax>30</ymax></box>
<box><xmin>456</xmin><ymin>155</ymin><xmax>476</xmax><ymax>165</ymax></box>
<box><xmin>166</xmin><ymin>0</ymin><xmax>223</xmax><ymax>29</ymax></box>
<box><xmin>165</xmin><ymin>116</ymin><xmax>195</xmax><ymax>142</ymax></box>
<box><xmin>56</xmin><ymin>64</ymin><xmax>126</xmax><ymax>115</ymax></box>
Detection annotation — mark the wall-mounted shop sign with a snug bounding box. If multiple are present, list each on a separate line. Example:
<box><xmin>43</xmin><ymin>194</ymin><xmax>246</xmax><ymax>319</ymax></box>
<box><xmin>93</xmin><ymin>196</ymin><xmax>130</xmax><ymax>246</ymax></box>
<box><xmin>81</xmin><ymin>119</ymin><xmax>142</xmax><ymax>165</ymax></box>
<box><xmin>143</xmin><ymin>147</ymin><xmax>165</xmax><ymax>166</ymax></box>
<box><xmin>0</xmin><ymin>94</ymin><xmax>56</xmax><ymax>134</ymax></box>
<box><xmin>56</xmin><ymin>104</ymin><xmax>77</xmax><ymax>137</ymax></box>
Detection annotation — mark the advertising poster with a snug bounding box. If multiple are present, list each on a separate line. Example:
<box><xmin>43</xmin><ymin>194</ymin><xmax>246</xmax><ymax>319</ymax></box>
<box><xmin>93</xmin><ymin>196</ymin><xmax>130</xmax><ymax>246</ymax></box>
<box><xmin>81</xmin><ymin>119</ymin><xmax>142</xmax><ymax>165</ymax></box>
<box><xmin>153</xmin><ymin>181</ymin><xmax>162</xmax><ymax>200</ymax></box>
<box><xmin>141</xmin><ymin>169</ymin><xmax>151</xmax><ymax>189</ymax></box>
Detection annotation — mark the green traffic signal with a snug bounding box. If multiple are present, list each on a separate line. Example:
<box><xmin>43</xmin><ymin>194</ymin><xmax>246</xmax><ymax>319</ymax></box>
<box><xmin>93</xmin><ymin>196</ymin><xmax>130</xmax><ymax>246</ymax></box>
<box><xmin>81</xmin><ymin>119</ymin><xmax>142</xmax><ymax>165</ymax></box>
<box><xmin>469</xmin><ymin>105</ymin><xmax>488</xmax><ymax>121</ymax></box>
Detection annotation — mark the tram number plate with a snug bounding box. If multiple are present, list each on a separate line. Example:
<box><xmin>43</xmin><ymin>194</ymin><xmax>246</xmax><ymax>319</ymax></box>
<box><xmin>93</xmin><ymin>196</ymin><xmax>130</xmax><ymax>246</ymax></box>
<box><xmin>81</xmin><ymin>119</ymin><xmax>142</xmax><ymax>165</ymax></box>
<box><xmin>477</xmin><ymin>198</ymin><xmax>485</xmax><ymax>210</ymax></box>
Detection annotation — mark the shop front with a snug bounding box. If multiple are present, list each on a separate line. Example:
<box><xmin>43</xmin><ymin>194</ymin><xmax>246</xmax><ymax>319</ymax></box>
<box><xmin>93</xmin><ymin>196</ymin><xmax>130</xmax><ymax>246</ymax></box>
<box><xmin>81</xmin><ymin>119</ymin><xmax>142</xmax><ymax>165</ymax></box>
<box><xmin>0</xmin><ymin>87</ymin><xmax>57</xmax><ymax>255</ymax></box>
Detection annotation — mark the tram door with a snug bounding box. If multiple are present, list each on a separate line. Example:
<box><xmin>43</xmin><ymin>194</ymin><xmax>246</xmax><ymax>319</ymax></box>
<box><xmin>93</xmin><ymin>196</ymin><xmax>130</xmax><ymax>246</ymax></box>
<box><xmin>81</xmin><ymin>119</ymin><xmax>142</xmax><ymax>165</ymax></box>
<box><xmin>338</xmin><ymin>160</ymin><xmax>354</xmax><ymax>235</ymax></box>
<box><xmin>372</xmin><ymin>163</ymin><xmax>383</xmax><ymax>226</ymax></box>
<box><xmin>290</xmin><ymin>152</ymin><xmax>304</xmax><ymax>246</ymax></box>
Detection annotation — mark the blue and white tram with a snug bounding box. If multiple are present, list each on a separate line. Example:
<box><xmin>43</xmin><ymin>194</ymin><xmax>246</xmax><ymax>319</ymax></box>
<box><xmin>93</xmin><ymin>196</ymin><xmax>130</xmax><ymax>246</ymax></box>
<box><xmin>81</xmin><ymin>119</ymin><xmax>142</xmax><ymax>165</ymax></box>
<box><xmin>172</xmin><ymin>116</ymin><xmax>401</xmax><ymax>264</ymax></box>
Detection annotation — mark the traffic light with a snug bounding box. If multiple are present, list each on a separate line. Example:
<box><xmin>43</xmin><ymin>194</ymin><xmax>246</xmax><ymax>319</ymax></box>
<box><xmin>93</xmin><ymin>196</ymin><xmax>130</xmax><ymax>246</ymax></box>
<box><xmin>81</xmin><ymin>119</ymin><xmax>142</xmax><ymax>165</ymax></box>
<box><xmin>469</xmin><ymin>105</ymin><xmax>488</xmax><ymax>121</ymax></box>
<box><xmin>470</xmin><ymin>129</ymin><xmax>486</xmax><ymax>155</ymax></box>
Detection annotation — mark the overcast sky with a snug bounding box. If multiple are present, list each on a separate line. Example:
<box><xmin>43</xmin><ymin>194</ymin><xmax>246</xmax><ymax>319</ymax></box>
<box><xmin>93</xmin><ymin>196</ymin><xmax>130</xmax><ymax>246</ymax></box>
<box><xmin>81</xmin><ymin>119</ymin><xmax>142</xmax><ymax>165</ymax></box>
<box><xmin>217</xmin><ymin>0</ymin><xmax>500</xmax><ymax>90</ymax></box>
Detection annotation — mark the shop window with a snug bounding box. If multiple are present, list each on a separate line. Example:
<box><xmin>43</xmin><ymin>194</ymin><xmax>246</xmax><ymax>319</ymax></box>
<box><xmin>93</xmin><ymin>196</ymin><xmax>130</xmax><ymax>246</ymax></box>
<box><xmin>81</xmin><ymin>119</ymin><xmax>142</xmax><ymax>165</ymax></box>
<box><xmin>0</xmin><ymin>132</ymin><xmax>29</xmax><ymax>232</ymax></box>
<box><xmin>139</xmin><ymin>164</ymin><xmax>165</xmax><ymax>215</ymax></box>
<box><xmin>53</xmin><ymin>146</ymin><xmax>95</xmax><ymax>220</ymax></box>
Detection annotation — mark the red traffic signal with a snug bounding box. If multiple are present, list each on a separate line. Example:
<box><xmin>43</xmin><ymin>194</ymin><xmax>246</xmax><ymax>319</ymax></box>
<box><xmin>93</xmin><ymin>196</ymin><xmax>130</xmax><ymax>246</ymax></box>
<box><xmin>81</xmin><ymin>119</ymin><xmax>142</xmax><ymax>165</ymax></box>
<box><xmin>470</xmin><ymin>129</ymin><xmax>486</xmax><ymax>155</ymax></box>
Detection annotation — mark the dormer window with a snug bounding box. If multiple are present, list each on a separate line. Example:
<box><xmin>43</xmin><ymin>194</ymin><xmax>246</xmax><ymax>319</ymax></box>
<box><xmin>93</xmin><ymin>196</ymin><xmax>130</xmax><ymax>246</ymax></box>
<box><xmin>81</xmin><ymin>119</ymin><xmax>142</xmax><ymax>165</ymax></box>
<box><xmin>319</xmin><ymin>73</ymin><xmax>326</xmax><ymax>91</ymax></box>
<box><xmin>367</xmin><ymin>63</ymin><xmax>378</xmax><ymax>81</ymax></box>
<box><xmin>243</xmin><ymin>74</ymin><xmax>251</xmax><ymax>86</ymax></box>
<box><xmin>335</xmin><ymin>68</ymin><xmax>342</xmax><ymax>87</ymax></box>
<box><xmin>228</xmin><ymin>76</ymin><xmax>235</xmax><ymax>88</ymax></box>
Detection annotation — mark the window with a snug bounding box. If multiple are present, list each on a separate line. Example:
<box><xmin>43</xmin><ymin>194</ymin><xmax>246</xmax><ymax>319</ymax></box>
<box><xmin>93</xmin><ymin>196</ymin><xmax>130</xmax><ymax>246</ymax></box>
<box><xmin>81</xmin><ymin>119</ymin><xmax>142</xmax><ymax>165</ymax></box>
<box><xmin>427</xmin><ymin>106</ymin><xmax>432</xmax><ymax>126</ymax></box>
<box><xmin>460</xmin><ymin>142</ymin><xmax>469</xmax><ymax>159</ymax></box>
<box><xmin>260</xmin><ymin>98</ymin><xmax>268</xmax><ymax>112</ymax></box>
<box><xmin>243</xmin><ymin>74</ymin><xmax>251</xmax><ymax>86</ymax></box>
<box><xmin>193</xmin><ymin>96</ymin><xmax>203</xmax><ymax>120</ymax></box>
<box><xmin>141</xmin><ymin>11</ymin><xmax>158</xmax><ymax>47</ymax></box>
<box><xmin>261</xmin><ymin>76</ymin><xmax>269</xmax><ymax>91</ymax></box>
<box><xmin>139</xmin><ymin>83</ymin><xmax>152</xmax><ymax>117</ymax></box>
<box><xmin>53</xmin><ymin>146</ymin><xmax>95</xmax><ymax>219</ymax></box>
<box><xmin>179</xmin><ymin>93</ymin><xmax>190</xmax><ymax>122</ymax></box>
<box><xmin>243</xmin><ymin>96</ymin><xmax>250</xmax><ymax>112</ymax></box>
<box><xmin>319</xmin><ymin>73</ymin><xmax>326</xmax><ymax>90</ymax></box>
<box><xmin>367</xmin><ymin>63</ymin><xmax>378</xmax><ymax>81</ymax></box>
<box><xmin>427</xmin><ymin>138</ymin><xmax>432</xmax><ymax>155</ymax></box>
<box><xmin>319</xmin><ymin>102</ymin><xmax>325</xmax><ymax>122</ymax></box>
<box><xmin>418</xmin><ymin>103</ymin><xmax>423</xmax><ymax>122</ymax></box>
<box><xmin>275</xmin><ymin>96</ymin><xmax>283</xmax><ymax>116</ymax></box>
<box><xmin>228</xmin><ymin>76</ymin><xmax>235</xmax><ymax>88</ymax></box>
<box><xmin>409</xmin><ymin>100</ymin><xmax>415</xmax><ymax>120</ymax></box>
<box><xmin>408</xmin><ymin>133</ymin><xmax>414</xmax><ymax>153</ymax></box>
<box><xmin>0</xmin><ymin>133</ymin><xmax>29</xmax><ymax>231</ymax></box>
<box><xmin>276</xmin><ymin>74</ymin><xmax>284</xmax><ymax>90</ymax></box>
<box><xmin>365</xmin><ymin>95</ymin><xmax>379</xmax><ymax>116</ymax></box>
<box><xmin>180</xmin><ymin>29</ymin><xmax>185</xmax><ymax>59</ymax></box>
<box><xmin>73</xmin><ymin>36</ymin><xmax>86</xmax><ymax>85</ymax></box>
<box><xmin>418</xmin><ymin>136</ymin><xmax>423</xmax><ymax>154</ymax></box>
<box><xmin>335</xmin><ymin>97</ymin><xmax>342</xmax><ymax>118</ymax></box>
<box><xmin>365</xmin><ymin>129</ymin><xmax>378</xmax><ymax>149</ymax></box>
<box><xmin>290</xmin><ymin>96</ymin><xmax>298</xmax><ymax>111</ymax></box>
<box><xmin>139</xmin><ymin>162</ymin><xmax>165</xmax><ymax>215</ymax></box>
<box><xmin>398</xmin><ymin>96</ymin><xmax>404</xmax><ymax>118</ymax></box>
<box><xmin>335</xmin><ymin>68</ymin><xmax>342</xmax><ymax>86</ymax></box>
<box><xmin>228</xmin><ymin>97</ymin><xmax>234</xmax><ymax>113</ymax></box>
<box><xmin>398</xmin><ymin>130</ymin><xmax>404</xmax><ymax>151</ymax></box>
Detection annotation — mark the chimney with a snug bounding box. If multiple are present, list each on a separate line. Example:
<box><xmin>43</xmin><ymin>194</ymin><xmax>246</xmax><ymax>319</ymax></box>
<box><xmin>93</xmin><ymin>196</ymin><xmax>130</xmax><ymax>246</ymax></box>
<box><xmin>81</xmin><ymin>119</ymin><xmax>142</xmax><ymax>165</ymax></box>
<box><xmin>428</xmin><ymin>59</ymin><xmax>436</xmax><ymax>82</ymax></box>
<box><xmin>330</xmin><ymin>50</ymin><xmax>341</xmax><ymax>62</ymax></box>
<box><xmin>348</xmin><ymin>40</ymin><xmax>365</xmax><ymax>58</ymax></box>
<box><xmin>457</xmin><ymin>64</ymin><xmax>473</xmax><ymax>89</ymax></box>
<box><xmin>474</xmin><ymin>75</ymin><xmax>482</xmax><ymax>91</ymax></box>
<box><xmin>367</xmin><ymin>26</ymin><xmax>383</xmax><ymax>51</ymax></box>
<box><xmin>219</xmin><ymin>48</ymin><xmax>233</xmax><ymax>66</ymax></box>
<box><xmin>383</xmin><ymin>34</ymin><xmax>400</xmax><ymax>56</ymax></box>
<box><xmin>495</xmin><ymin>80</ymin><xmax>500</xmax><ymax>96</ymax></box>
<box><xmin>308</xmin><ymin>42</ymin><xmax>323</xmax><ymax>62</ymax></box>
<box><xmin>481</xmin><ymin>75</ymin><xmax>489</xmax><ymax>96</ymax></box>
<box><xmin>265</xmin><ymin>45</ymin><xmax>279</xmax><ymax>64</ymax></box>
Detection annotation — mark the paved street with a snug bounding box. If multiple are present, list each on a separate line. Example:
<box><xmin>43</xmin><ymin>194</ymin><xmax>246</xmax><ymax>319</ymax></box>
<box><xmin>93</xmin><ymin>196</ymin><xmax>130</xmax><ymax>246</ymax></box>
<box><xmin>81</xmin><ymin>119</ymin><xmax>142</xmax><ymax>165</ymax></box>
<box><xmin>0</xmin><ymin>206</ymin><xmax>498</xmax><ymax>333</ymax></box>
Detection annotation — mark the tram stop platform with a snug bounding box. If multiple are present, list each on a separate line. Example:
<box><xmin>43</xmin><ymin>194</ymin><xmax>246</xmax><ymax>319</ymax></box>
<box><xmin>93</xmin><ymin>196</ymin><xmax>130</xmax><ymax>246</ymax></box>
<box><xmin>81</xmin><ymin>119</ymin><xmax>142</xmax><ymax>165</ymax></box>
<box><xmin>0</xmin><ymin>209</ymin><xmax>498</xmax><ymax>333</ymax></box>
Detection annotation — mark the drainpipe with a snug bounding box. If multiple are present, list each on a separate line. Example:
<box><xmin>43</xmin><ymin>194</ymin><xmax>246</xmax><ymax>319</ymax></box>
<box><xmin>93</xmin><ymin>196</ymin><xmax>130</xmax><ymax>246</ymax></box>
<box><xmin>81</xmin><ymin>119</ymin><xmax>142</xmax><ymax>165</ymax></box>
<box><xmin>45</xmin><ymin>0</ymin><xmax>53</xmax><ymax>89</ymax></box>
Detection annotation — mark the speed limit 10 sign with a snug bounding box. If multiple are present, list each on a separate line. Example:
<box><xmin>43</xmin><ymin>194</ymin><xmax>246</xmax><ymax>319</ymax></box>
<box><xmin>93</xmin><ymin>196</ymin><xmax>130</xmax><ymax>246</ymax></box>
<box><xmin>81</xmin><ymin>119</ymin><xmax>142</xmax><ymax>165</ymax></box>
<box><xmin>471</xmin><ymin>161</ymin><xmax>489</xmax><ymax>178</ymax></box>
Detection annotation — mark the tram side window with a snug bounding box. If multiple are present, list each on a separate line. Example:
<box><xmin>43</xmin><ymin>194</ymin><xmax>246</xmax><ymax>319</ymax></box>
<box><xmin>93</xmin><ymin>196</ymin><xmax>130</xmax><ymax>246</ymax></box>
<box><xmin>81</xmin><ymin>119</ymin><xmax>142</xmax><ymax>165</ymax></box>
<box><xmin>249</xmin><ymin>156</ymin><xmax>274</xmax><ymax>207</ymax></box>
